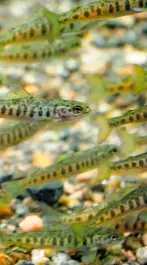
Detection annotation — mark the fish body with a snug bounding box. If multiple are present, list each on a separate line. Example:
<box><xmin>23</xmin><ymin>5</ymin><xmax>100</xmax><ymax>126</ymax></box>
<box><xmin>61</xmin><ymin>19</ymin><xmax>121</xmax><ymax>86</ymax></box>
<box><xmin>111</xmin><ymin>151</ymin><xmax>147</xmax><ymax>173</ymax></box>
<box><xmin>0</xmin><ymin>227</ymin><xmax>123</xmax><ymax>251</ymax></box>
<box><xmin>0</xmin><ymin>38</ymin><xmax>80</xmax><ymax>63</ymax></box>
<box><xmin>112</xmin><ymin>214</ymin><xmax>147</xmax><ymax>233</ymax></box>
<box><xmin>91</xmin><ymin>184</ymin><xmax>147</xmax><ymax>227</ymax></box>
<box><xmin>61</xmin><ymin>185</ymin><xmax>147</xmax><ymax>226</ymax></box>
<box><xmin>59</xmin><ymin>0</ymin><xmax>147</xmax><ymax>24</ymax></box>
<box><xmin>96</xmin><ymin>106</ymin><xmax>147</xmax><ymax>143</ymax></box>
<box><xmin>3</xmin><ymin>144</ymin><xmax>118</xmax><ymax>199</ymax></box>
<box><xmin>0</xmin><ymin>121</ymin><xmax>44</xmax><ymax>150</ymax></box>
<box><xmin>0</xmin><ymin>89</ymin><xmax>90</xmax><ymax>122</ymax></box>
<box><xmin>109</xmin><ymin>106</ymin><xmax>147</xmax><ymax>129</ymax></box>
<box><xmin>0</xmin><ymin>7</ymin><xmax>62</xmax><ymax>47</ymax></box>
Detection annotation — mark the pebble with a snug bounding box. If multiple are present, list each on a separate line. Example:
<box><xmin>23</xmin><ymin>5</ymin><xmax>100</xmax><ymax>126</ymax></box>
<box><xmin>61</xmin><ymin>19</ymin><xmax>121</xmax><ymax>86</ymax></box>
<box><xmin>15</xmin><ymin>261</ymin><xmax>35</xmax><ymax>265</ymax></box>
<box><xmin>16</xmin><ymin>204</ymin><xmax>29</xmax><ymax>217</ymax></box>
<box><xmin>19</xmin><ymin>215</ymin><xmax>43</xmax><ymax>232</ymax></box>
<box><xmin>136</xmin><ymin>246</ymin><xmax>147</xmax><ymax>264</ymax></box>
<box><xmin>31</xmin><ymin>250</ymin><xmax>45</xmax><ymax>265</ymax></box>
<box><xmin>27</xmin><ymin>182</ymin><xmax>63</xmax><ymax>206</ymax></box>
<box><xmin>62</xmin><ymin>261</ymin><xmax>80</xmax><ymax>265</ymax></box>
<box><xmin>52</xmin><ymin>253</ymin><xmax>71</xmax><ymax>265</ymax></box>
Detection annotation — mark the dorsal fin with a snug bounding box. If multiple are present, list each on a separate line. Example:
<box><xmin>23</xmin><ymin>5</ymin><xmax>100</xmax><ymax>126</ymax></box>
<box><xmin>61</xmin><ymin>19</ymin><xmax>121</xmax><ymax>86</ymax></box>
<box><xmin>0</xmin><ymin>88</ymin><xmax>31</xmax><ymax>100</ymax></box>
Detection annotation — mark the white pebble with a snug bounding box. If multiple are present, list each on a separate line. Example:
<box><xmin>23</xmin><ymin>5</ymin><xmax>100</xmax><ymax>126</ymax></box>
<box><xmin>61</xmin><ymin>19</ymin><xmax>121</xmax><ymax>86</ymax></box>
<box><xmin>52</xmin><ymin>253</ymin><xmax>71</xmax><ymax>265</ymax></box>
<box><xmin>136</xmin><ymin>247</ymin><xmax>147</xmax><ymax>264</ymax></box>
<box><xmin>31</xmin><ymin>249</ymin><xmax>45</xmax><ymax>264</ymax></box>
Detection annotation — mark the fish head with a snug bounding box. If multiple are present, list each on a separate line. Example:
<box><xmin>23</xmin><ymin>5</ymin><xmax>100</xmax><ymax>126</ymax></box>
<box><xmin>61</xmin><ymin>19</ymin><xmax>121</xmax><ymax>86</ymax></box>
<box><xmin>55</xmin><ymin>101</ymin><xmax>91</xmax><ymax>120</ymax></box>
<box><xmin>93</xmin><ymin>227</ymin><xmax>124</xmax><ymax>246</ymax></box>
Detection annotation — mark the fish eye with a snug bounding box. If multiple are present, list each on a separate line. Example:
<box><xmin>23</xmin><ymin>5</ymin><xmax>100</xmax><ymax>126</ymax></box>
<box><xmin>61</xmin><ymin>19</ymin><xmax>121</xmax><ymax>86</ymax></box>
<box><xmin>111</xmin><ymin>234</ymin><xmax>118</xmax><ymax>240</ymax></box>
<box><xmin>73</xmin><ymin>105</ymin><xmax>83</xmax><ymax>113</ymax></box>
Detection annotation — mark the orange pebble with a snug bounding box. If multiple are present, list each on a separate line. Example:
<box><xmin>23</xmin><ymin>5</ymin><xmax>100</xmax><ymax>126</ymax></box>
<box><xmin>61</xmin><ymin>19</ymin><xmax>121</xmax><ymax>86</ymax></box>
<box><xmin>19</xmin><ymin>215</ymin><xmax>43</xmax><ymax>232</ymax></box>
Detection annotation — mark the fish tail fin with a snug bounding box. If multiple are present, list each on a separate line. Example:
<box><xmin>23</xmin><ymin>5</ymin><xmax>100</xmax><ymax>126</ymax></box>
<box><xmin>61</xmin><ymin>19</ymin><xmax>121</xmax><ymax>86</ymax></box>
<box><xmin>2</xmin><ymin>179</ymin><xmax>23</xmax><ymax>200</ymax></box>
<box><xmin>91</xmin><ymin>114</ymin><xmax>111</xmax><ymax>143</ymax></box>
<box><xmin>117</xmin><ymin>128</ymin><xmax>137</xmax><ymax>157</ymax></box>
<box><xmin>37</xmin><ymin>1</ymin><xmax>61</xmax><ymax>42</ymax></box>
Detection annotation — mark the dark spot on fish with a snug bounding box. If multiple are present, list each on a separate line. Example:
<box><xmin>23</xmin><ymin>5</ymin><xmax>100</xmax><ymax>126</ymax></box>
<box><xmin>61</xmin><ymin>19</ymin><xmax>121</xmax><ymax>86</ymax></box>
<box><xmin>84</xmin><ymin>11</ymin><xmax>89</xmax><ymax>17</ymax></box>
<box><xmin>8</xmin><ymin>108</ymin><xmax>13</xmax><ymax>116</ymax></box>
<box><xmin>29</xmin><ymin>110</ymin><xmax>34</xmax><ymax>118</ymax></box>
<box><xmin>76</xmin><ymin>163</ymin><xmax>80</xmax><ymax>170</ymax></box>
<box><xmin>75</xmin><ymin>217</ymin><xmax>82</xmax><ymax>222</ymax></box>
<box><xmin>42</xmin><ymin>52</ymin><xmax>46</xmax><ymax>58</ymax></box>
<box><xmin>91</xmin><ymin>158</ymin><xmax>94</xmax><ymax>165</ymax></box>
<box><xmin>115</xmin><ymin>223</ymin><xmax>120</xmax><ymax>229</ymax></box>
<box><xmin>12</xmin><ymin>34</ymin><xmax>16</xmax><ymax>41</ymax></box>
<box><xmin>109</xmin><ymin>4</ymin><xmax>114</xmax><ymax>13</ymax></box>
<box><xmin>136</xmin><ymin>113</ymin><xmax>141</xmax><ymax>120</ymax></box>
<box><xmin>70</xmin><ymin>23</ymin><xmax>74</xmax><ymax>30</ymax></box>
<box><xmin>124</xmin><ymin>222</ymin><xmax>129</xmax><ymax>230</ymax></box>
<box><xmin>38</xmin><ymin>110</ymin><xmax>43</xmax><ymax>116</ymax></box>
<box><xmin>139</xmin><ymin>159</ymin><xmax>144</xmax><ymax>166</ymax></box>
<box><xmin>30</xmin><ymin>28</ymin><xmax>35</xmax><ymax>37</ymax></box>
<box><xmin>100</xmin><ymin>216</ymin><xmax>104</xmax><ymax>222</ymax></box>
<box><xmin>23</xmin><ymin>32</ymin><xmax>27</xmax><ymax>39</ymax></box>
<box><xmin>143</xmin><ymin>112</ymin><xmax>147</xmax><ymax>119</ymax></box>
<box><xmin>125</xmin><ymin>0</ymin><xmax>130</xmax><ymax>10</ymax></box>
<box><xmin>1</xmin><ymin>105</ymin><xmax>6</xmax><ymax>114</ymax></box>
<box><xmin>135</xmin><ymin>198</ymin><xmax>141</xmax><ymax>207</ymax></box>
<box><xmin>26</xmin><ymin>238</ymin><xmax>31</xmax><ymax>244</ymax></box>
<box><xmin>41</xmin><ymin>175</ymin><xmax>45</xmax><ymax>181</ymax></box>
<box><xmin>90</xmin><ymin>5</ymin><xmax>95</xmax><ymax>12</ymax></box>
<box><xmin>129</xmin><ymin>116</ymin><xmax>134</xmax><ymax>122</ymax></box>
<box><xmin>81</xmin><ymin>161</ymin><xmax>85</xmax><ymax>167</ymax></box>
<box><xmin>67</xmin><ymin>234</ymin><xmax>73</xmax><ymax>244</ymax></box>
<box><xmin>73</xmin><ymin>15</ymin><xmax>79</xmax><ymax>20</ymax></box>
<box><xmin>129</xmin><ymin>200</ymin><xmax>134</xmax><ymax>209</ymax></box>
<box><xmin>59</xmin><ymin>237</ymin><xmax>64</xmax><ymax>247</ymax></box>
<box><xmin>68</xmin><ymin>165</ymin><xmax>72</xmax><ymax>172</ymax></box>
<box><xmin>111</xmin><ymin>210</ymin><xmax>115</xmax><ymax>217</ymax></box>
<box><xmin>33</xmin><ymin>52</ymin><xmax>37</xmax><ymax>59</ymax></box>
<box><xmin>41</xmin><ymin>24</ymin><xmax>47</xmax><ymax>35</ymax></box>
<box><xmin>97</xmin><ymin>7</ymin><xmax>101</xmax><ymax>15</ymax></box>
<box><xmin>120</xmin><ymin>205</ymin><xmax>125</xmax><ymax>213</ymax></box>
<box><xmin>132</xmin><ymin>162</ymin><xmax>137</xmax><ymax>167</ymax></box>
<box><xmin>40</xmin><ymin>238</ymin><xmax>45</xmax><ymax>245</ymax></box>
<box><xmin>88</xmin><ymin>214</ymin><xmax>94</xmax><ymax>221</ymax></box>
<box><xmin>16</xmin><ymin>107</ymin><xmax>21</xmax><ymax>116</ymax></box>
<box><xmin>139</xmin><ymin>0</ymin><xmax>143</xmax><ymax>7</ymax></box>
<box><xmin>124</xmin><ymin>163</ymin><xmax>129</xmax><ymax>168</ymax></box>
<box><xmin>52</xmin><ymin>237</ymin><xmax>57</xmax><ymax>246</ymax></box>
<box><xmin>86</xmin><ymin>160</ymin><xmax>89</xmax><ymax>167</ymax></box>
<box><xmin>61</xmin><ymin>168</ymin><xmax>66</xmax><ymax>175</ymax></box>
<box><xmin>53</xmin><ymin>171</ymin><xmax>56</xmax><ymax>177</ymax></box>
<box><xmin>46</xmin><ymin>110</ymin><xmax>50</xmax><ymax>117</ymax></box>
<box><xmin>47</xmin><ymin>173</ymin><xmax>51</xmax><ymax>179</ymax></box>
<box><xmin>115</xmin><ymin>1</ymin><xmax>120</xmax><ymax>12</ymax></box>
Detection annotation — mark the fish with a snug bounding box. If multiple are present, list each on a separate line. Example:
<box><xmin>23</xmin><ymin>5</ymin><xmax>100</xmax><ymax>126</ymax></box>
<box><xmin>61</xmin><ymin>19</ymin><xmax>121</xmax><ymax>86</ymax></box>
<box><xmin>110</xmin><ymin>210</ymin><xmax>147</xmax><ymax>233</ymax></box>
<box><xmin>0</xmin><ymin>227</ymin><xmax>124</xmax><ymax>260</ymax></box>
<box><xmin>59</xmin><ymin>0</ymin><xmax>147</xmax><ymax>24</ymax></box>
<box><xmin>92</xmin><ymin>106</ymin><xmax>147</xmax><ymax>143</ymax></box>
<box><xmin>2</xmin><ymin>144</ymin><xmax>119</xmax><ymax>199</ymax></box>
<box><xmin>0</xmin><ymin>37</ymin><xmax>81</xmax><ymax>63</ymax></box>
<box><xmin>0</xmin><ymin>88</ymin><xmax>90</xmax><ymax>122</ymax></box>
<box><xmin>56</xmin><ymin>185</ymin><xmax>147</xmax><ymax>226</ymax></box>
<box><xmin>0</xmin><ymin>7</ymin><xmax>62</xmax><ymax>47</ymax></box>
<box><xmin>110</xmin><ymin>151</ymin><xmax>147</xmax><ymax>174</ymax></box>
<box><xmin>90</xmin><ymin>184</ymin><xmax>147</xmax><ymax>227</ymax></box>
<box><xmin>87</xmin><ymin>66</ymin><xmax>147</xmax><ymax>102</ymax></box>
<box><xmin>0</xmin><ymin>121</ymin><xmax>44</xmax><ymax>150</ymax></box>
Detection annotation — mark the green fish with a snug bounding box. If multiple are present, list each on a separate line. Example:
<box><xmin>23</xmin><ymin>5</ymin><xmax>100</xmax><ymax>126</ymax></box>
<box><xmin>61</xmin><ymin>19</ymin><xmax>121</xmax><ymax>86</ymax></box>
<box><xmin>0</xmin><ymin>88</ymin><xmax>90</xmax><ymax>122</ymax></box>
<box><xmin>2</xmin><ymin>144</ymin><xmax>118</xmax><ymax>199</ymax></box>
